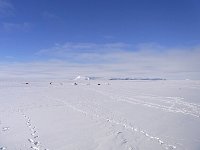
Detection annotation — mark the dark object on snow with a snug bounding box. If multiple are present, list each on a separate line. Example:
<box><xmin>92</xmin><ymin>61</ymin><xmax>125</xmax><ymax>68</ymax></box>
<box><xmin>50</xmin><ymin>82</ymin><xmax>53</xmax><ymax>85</ymax></box>
<box><xmin>25</xmin><ymin>82</ymin><xmax>29</xmax><ymax>85</ymax></box>
<box><xmin>98</xmin><ymin>84</ymin><xmax>101</xmax><ymax>85</ymax></box>
<box><xmin>74</xmin><ymin>82</ymin><xmax>78</xmax><ymax>85</ymax></box>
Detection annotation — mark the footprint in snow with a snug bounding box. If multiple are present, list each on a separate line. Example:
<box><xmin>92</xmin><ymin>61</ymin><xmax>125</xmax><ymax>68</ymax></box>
<box><xmin>0</xmin><ymin>147</ymin><xmax>6</xmax><ymax>150</ymax></box>
<box><xmin>33</xmin><ymin>135</ymin><xmax>39</xmax><ymax>139</ymax></box>
<box><xmin>2</xmin><ymin>127</ymin><xmax>9</xmax><ymax>132</ymax></box>
<box><xmin>28</xmin><ymin>139</ymin><xmax>40</xmax><ymax>146</ymax></box>
<box><xmin>28</xmin><ymin>138</ymin><xmax>34</xmax><ymax>143</ymax></box>
<box><xmin>30</xmin><ymin>146</ymin><xmax>39</xmax><ymax>150</ymax></box>
<box><xmin>117</xmin><ymin>131</ymin><xmax>122</xmax><ymax>135</ymax></box>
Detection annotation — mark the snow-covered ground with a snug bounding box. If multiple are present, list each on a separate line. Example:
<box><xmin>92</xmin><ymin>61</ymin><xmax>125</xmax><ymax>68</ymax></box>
<box><xmin>0</xmin><ymin>79</ymin><xmax>200</xmax><ymax>150</ymax></box>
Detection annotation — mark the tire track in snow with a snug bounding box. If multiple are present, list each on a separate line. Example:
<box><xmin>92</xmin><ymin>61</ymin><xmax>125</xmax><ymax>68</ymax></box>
<box><xmin>46</xmin><ymin>95</ymin><xmax>177</xmax><ymax>150</ymax></box>
<box><xmin>89</xmin><ymin>88</ymin><xmax>200</xmax><ymax>118</ymax></box>
<box><xmin>44</xmin><ymin>95</ymin><xmax>135</xmax><ymax>150</ymax></box>
<box><xmin>76</xmin><ymin>94</ymin><xmax>178</xmax><ymax>150</ymax></box>
<box><xmin>137</xmin><ymin>95</ymin><xmax>200</xmax><ymax>116</ymax></box>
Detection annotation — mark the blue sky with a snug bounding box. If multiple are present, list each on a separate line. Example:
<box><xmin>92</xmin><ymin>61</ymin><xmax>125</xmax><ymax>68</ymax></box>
<box><xmin>0</xmin><ymin>0</ymin><xmax>200</xmax><ymax>60</ymax></box>
<box><xmin>0</xmin><ymin>0</ymin><xmax>200</xmax><ymax>79</ymax></box>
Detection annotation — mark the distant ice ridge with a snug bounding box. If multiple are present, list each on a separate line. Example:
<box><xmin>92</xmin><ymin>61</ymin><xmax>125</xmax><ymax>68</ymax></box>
<box><xmin>74</xmin><ymin>76</ymin><xmax>166</xmax><ymax>81</ymax></box>
<box><xmin>109</xmin><ymin>77</ymin><xmax>166</xmax><ymax>81</ymax></box>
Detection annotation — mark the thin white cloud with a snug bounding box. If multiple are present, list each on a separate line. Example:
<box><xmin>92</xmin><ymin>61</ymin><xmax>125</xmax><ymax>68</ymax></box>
<box><xmin>35</xmin><ymin>42</ymin><xmax>200</xmax><ymax>79</ymax></box>
<box><xmin>2</xmin><ymin>22</ymin><xmax>32</xmax><ymax>31</ymax></box>
<box><xmin>5</xmin><ymin>55</ymin><xmax>15</xmax><ymax>59</ymax></box>
<box><xmin>0</xmin><ymin>0</ymin><xmax>14</xmax><ymax>17</ymax></box>
<box><xmin>36</xmin><ymin>42</ymin><xmax>132</xmax><ymax>64</ymax></box>
<box><xmin>0</xmin><ymin>61</ymin><xmax>106</xmax><ymax>79</ymax></box>
<box><xmin>0</xmin><ymin>42</ymin><xmax>200</xmax><ymax>79</ymax></box>
<box><xmin>37</xmin><ymin>42</ymin><xmax>131</xmax><ymax>57</ymax></box>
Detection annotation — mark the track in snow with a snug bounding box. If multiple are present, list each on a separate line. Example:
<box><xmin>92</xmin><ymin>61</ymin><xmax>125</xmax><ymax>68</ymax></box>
<box><xmin>44</xmin><ymin>93</ymin><xmax>177</xmax><ymax>150</ymax></box>
<box><xmin>89</xmin><ymin>88</ymin><xmax>200</xmax><ymax>118</ymax></box>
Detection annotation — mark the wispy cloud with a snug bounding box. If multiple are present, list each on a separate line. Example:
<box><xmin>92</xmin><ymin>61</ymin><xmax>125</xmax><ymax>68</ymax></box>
<box><xmin>0</xmin><ymin>42</ymin><xmax>199</xmax><ymax>79</ymax></box>
<box><xmin>2</xmin><ymin>22</ymin><xmax>32</xmax><ymax>31</ymax></box>
<box><xmin>36</xmin><ymin>43</ymin><xmax>130</xmax><ymax>64</ymax></box>
<box><xmin>35</xmin><ymin>42</ymin><xmax>200</xmax><ymax>79</ymax></box>
<box><xmin>5</xmin><ymin>55</ymin><xmax>15</xmax><ymax>59</ymax></box>
<box><xmin>0</xmin><ymin>0</ymin><xmax>14</xmax><ymax>17</ymax></box>
<box><xmin>38</xmin><ymin>42</ymin><xmax>130</xmax><ymax>54</ymax></box>
<box><xmin>0</xmin><ymin>61</ymin><xmax>104</xmax><ymax>79</ymax></box>
<box><xmin>37</xmin><ymin>42</ymin><xmax>131</xmax><ymax>63</ymax></box>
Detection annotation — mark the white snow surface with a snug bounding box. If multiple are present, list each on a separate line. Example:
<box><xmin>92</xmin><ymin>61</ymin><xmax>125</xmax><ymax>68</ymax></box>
<box><xmin>74</xmin><ymin>76</ymin><xmax>90</xmax><ymax>81</ymax></box>
<box><xmin>0</xmin><ymin>79</ymin><xmax>200</xmax><ymax>150</ymax></box>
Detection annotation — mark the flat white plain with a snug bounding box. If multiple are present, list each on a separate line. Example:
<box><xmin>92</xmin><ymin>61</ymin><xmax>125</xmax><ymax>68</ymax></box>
<box><xmin>0</xmin><ymin>79</ymin><xmax>200</xmax><ymax>150</ymax></box>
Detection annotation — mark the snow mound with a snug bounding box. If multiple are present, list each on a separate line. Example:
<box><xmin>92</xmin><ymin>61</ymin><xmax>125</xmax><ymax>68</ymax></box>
<box><xmin>74</xmin><ymin>76</ymin><xmax>90</xmax><ymax>81</ymax></box>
